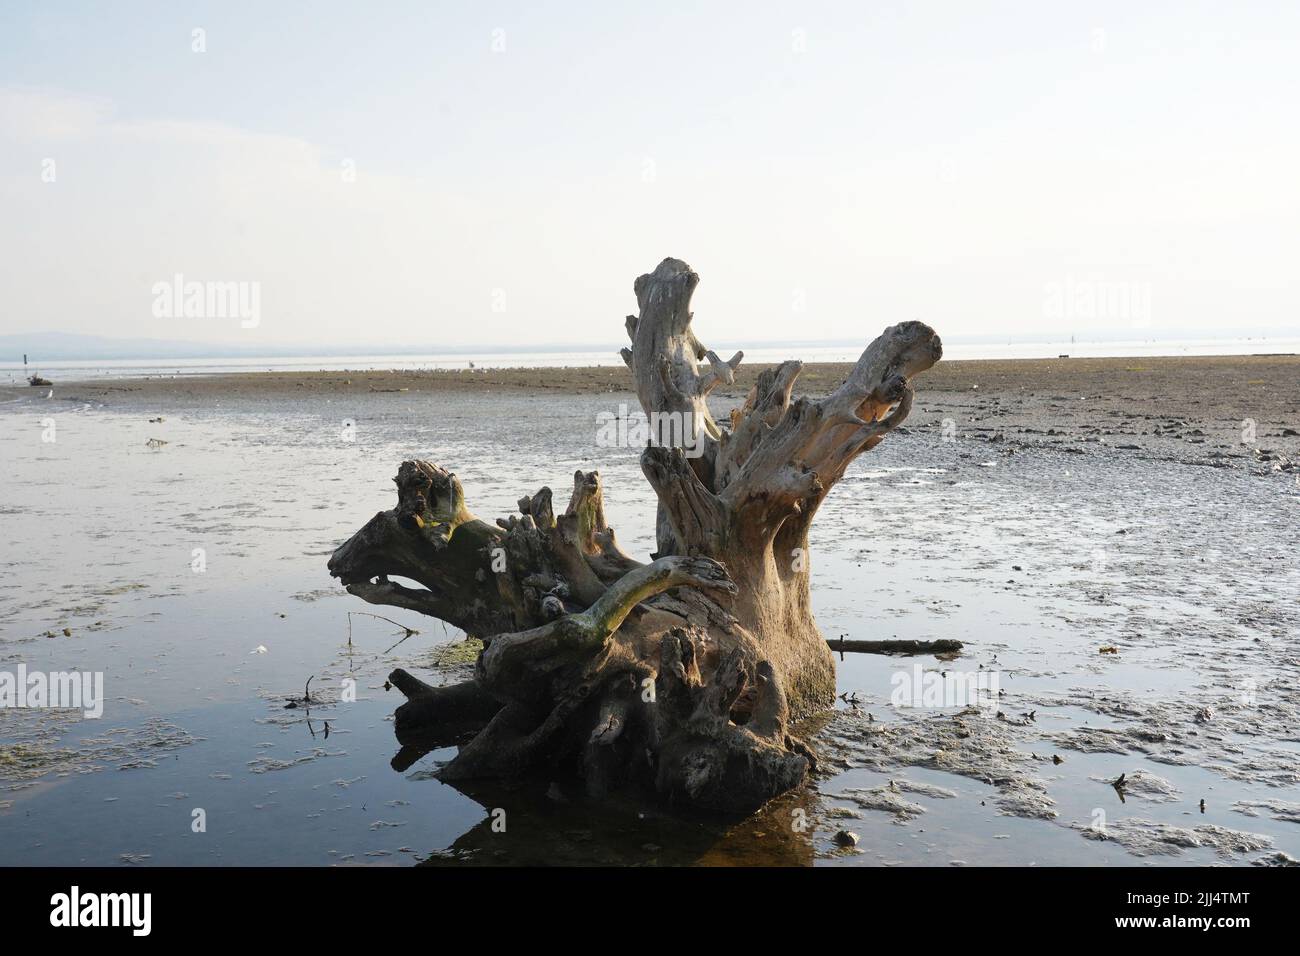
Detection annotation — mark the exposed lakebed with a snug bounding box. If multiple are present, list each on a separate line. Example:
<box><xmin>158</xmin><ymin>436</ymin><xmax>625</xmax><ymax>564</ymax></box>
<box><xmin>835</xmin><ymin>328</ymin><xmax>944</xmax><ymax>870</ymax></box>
<box><xmin>1</xmin><ymin>369</ymin><xmax>1297</xmax><ymax>865</ymax></box>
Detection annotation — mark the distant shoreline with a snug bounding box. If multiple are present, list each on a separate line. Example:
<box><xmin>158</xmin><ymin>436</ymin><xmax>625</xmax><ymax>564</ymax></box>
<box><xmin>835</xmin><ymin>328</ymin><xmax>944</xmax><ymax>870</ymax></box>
<box><xmin>6</xmin><ymin>354</ymin><xmax>1298</xmax><ymax>425</ymax></box>
<box><xmin>4</xmin><ymin>335</ymin><xmax>1300</xmax><ymax>381</ymax></box>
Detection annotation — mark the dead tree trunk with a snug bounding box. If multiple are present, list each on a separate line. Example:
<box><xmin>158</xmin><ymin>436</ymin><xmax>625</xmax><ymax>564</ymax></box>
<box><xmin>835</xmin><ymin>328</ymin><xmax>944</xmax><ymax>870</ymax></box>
<box><xmin>328</xmin><ymin>257</ymin><xmax>941</xmax><ymax>813</ymax></box>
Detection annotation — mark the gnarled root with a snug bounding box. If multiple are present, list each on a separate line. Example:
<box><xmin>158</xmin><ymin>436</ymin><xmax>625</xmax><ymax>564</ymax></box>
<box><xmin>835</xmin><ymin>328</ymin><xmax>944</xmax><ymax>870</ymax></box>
<box><xmin>336</xmin><ymin>256</ymin><xmax>941</xmax><ymax>817</ymax></box>
<box><xmin>650</xmin><ymin>629</ymin><xmax>814</xmax><ymax>813</ymax></box>
<box><xmin>389</xmin><ymin>669</ymin><xmax>502</xmax><ymax>743</ymax></box>
<box><xmin>386</xmin><ymin>564</ymin><xmax>814</xmax><ymax>813</ymax></box>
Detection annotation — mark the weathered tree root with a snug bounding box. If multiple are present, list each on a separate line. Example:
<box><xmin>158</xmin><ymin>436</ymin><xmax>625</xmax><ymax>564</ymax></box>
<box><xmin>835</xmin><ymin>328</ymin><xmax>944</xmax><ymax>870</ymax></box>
<box><xmin>330</xmin><ymin>256</ymin><xmax>941</xmax><ymax>815</ymax></box>
<box><xmin>651</xmin><ymin>631</ymin><xmax>814</xmax><ymax>810</ymax></box>
<box><xmin>389</xmin><ymin>669</ymin><xmax>501</xmax><ymax>742</ymax></box>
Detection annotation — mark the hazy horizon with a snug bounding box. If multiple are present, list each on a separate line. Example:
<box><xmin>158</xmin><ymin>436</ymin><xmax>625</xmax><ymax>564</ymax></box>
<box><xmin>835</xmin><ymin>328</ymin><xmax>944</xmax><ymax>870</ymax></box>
<box><xmin>4</xmin><ymin>328</ymin><xmax>1298</xmax><ymax>374</ymax></box>
<box><xmin>3</xmin><ymin>2</ymin><xmax>1297</xmax><ymax>350</ymax></box>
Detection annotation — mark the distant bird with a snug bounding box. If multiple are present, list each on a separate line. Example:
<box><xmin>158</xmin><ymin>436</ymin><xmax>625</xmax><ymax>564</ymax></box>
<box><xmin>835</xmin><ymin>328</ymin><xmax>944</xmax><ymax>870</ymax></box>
<box><xmin>44</xmin><ymin>389</ymin><xmax>53</xmax><ymax>399</ymax></box>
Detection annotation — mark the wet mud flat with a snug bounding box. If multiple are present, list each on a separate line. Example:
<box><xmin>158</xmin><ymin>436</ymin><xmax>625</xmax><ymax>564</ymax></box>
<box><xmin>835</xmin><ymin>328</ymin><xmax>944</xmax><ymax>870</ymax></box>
<box><xmin>0</xmin><ymin>356</ymin><xmax>1297</xmax><ymax>865</ymax></box>
<box><xmin>14</xmin><ymin>352</ymin><xmax>1299</xmax><ymax>417</ymax></box>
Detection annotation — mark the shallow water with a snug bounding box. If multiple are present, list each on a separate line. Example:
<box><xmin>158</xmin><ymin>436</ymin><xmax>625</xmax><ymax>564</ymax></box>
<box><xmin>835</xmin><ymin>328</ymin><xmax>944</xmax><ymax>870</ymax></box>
<box><xmin>1</xmin><ymin>387</ymin><xmax>1297</xmax><ymax>865</ymax></box>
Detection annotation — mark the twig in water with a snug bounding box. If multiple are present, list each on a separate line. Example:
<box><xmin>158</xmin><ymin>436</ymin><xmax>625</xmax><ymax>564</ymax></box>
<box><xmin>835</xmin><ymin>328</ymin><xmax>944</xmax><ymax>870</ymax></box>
<box><xmin>383</xmin><ymin>629</ymin><xmax>421</xmax><ymax>654</ymax></box>
<box><xmin>348</xmin><ymin>611</ymin><xmax>420</xmax><ymax>649</ymax></box>
<box><xmin>1112</xmin><ymin>773</ymin><xmax>1127</xmax><ymax>804</ymax></box>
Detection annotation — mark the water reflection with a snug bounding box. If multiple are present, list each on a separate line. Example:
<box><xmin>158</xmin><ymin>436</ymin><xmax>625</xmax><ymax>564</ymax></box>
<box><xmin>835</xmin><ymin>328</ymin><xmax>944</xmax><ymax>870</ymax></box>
<box><xmin>412</xmin><ymin>774</ymin><xmax>817</xmax><ymax>867</ymax></box>
<box><xmin>393</xmin><ymin>708</ymin><xmax>835</xmax><ymax>865</ymax></box>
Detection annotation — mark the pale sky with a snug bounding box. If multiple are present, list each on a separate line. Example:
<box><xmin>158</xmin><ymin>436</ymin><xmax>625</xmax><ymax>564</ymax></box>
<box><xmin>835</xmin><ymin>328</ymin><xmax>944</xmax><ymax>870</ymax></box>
<box><xmin>1</xmin><ymin>1</ymin><xmax>1297</xmax><ymax>349</ymax></box>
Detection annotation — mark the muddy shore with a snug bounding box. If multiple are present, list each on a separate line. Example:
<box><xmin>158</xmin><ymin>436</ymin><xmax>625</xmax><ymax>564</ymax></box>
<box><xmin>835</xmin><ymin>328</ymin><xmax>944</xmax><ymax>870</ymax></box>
<box><xmin>11</xmin><ymin>354</ymin><xmax>1298</xmax><ymax>474</ymax></box>
<box><xmin>11</xmin><ymin>353</ymin><xmax>1297</xmax><ymax>408</ymax></box>
<box><xmin>3</xmin><ymin>352</ymin><xmax>1299</xmax><ymax>864</ymax></box>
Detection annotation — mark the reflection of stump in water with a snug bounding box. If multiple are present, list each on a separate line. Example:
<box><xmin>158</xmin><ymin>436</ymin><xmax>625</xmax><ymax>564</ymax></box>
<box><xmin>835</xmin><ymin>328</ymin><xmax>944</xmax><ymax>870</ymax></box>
<box><xmin>414</xmin><ymin>775</ymin><xmax>820</xmax><ymax>867</ymax></box>
<box><xmin>329</xmin><ymin>257</ymin><xmax>942</xmax><ymax>815</ymax></box>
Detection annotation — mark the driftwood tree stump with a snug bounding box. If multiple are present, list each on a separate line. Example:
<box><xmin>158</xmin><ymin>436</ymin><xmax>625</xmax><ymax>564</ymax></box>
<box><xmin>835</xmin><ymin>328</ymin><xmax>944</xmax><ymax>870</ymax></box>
<box><xmin>329</xmin><ymin>257</ymin><xmax>941</xmax><ymax>813</ymax></box>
